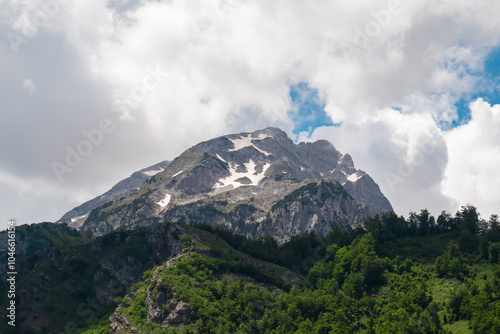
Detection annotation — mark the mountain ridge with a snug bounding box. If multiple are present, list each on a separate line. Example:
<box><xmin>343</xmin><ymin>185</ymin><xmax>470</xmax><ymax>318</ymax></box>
<box><xmin>59</xmin><ymin>160</ymin><xmax>170</xmax><ymax>228</ymax></box>
<box><xmin>61</xmin><ymin>127</ymin><xmax>393</xmax><ymax>241</ymax></box>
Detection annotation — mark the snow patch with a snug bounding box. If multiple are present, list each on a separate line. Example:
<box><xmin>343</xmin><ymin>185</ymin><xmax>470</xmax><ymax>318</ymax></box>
<box><xmin>311</xmin><ymin>214</ymin><xmax>318</xmax><ymax>228</ymax></box>
<box><xmin>227</xmin><ymin>134</ymin><xmax>272</xmax><ymax>156</ymax></box>
<box><xmin>172</xmin><ymin>170</ymin><xmax>183</xmax><ymax>178</ymax></box>
<box><xmin>216</xmin><ymin>154</ymin><xmax>227</xmax><ymax>163</ymax></box>
<box><xmin>214</xmin><ymin>160</ymin><xmax>271</xmax><ymax>191</ymax></box>
<box><xmin>143</xmin><ymin>167</ymin><xmax>164</xmax><ymax>177</ymax></box>
<box><xmin>71</xmin><ymin>214</ymin><xmax>88</xmax><ymax>223</ymax></box>
<box><xmin>253</xmin><ymin>146</ymin><xmax>272</xmax><ymax>156</ymax></box>
<box><xmin>346</xmin><ymin>172</ymin><xmax>362</xmax><ymax>182</ymax></box>
<box><xmin>156</xmin><ymin>194</ymin><xmax>171</xmax><ymax>208</ymax></box>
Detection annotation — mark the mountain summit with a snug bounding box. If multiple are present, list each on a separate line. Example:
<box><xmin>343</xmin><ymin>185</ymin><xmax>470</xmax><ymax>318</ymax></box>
<box><xmin>61</xmin><ymin>127</ymin><xmax>392</xmax><ymax>242</ymax></box>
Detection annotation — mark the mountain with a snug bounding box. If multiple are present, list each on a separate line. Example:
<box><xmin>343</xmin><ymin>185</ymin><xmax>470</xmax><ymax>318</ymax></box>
<box><xmin>59</xmin><ymin>160</ymin><xmax>169</xmax><ymax>228</ymax></box>
<box><xmin>68</xmin><ymin>127</ymin><xmax>392</xmax><ymax>242</ymax></box>
<box><xmin>3</xmin><ymin>129</ymin><xmax>499</xmax><ymax>333</ymax></box>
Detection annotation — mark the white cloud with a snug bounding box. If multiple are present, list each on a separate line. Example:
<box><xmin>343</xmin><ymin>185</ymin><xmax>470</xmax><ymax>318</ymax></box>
<box><xmin>301</xmin><ymin>109</ymin><xmax>457</xmax><ymax>217</ymax></box>
<box><xmin>1</xmin><ymin>0</ymin><xmax>500</xmax><ymax>228</ymax></box>
<box><xmin>0</xmin><ymin>170</ymin><xmax>97</xmax><ymax>230</ymax></box>
<box><xmin>443</xmin><ymin>99</ymin><xmax>500</xmax><ymax>218</ymax></box>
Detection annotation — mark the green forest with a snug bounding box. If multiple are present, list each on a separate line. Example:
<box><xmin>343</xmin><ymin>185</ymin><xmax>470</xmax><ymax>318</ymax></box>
<box><xmin>81</xmin><ymin>205</ymin><xmax>500</xmax><ymax>334</ymax></box>
<box><xmin>1</xmin><ymin>205</ymin><xmax>499</xmax><ymax>333</ymax></box>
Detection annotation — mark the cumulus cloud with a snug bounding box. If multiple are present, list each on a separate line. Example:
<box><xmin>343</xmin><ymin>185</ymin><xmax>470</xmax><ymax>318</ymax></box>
<box><xmin>300</xmin><ymin>109</ymin><xmax>457</xmax><ymax>217</ymax></box>
<box><xmin>1</xmin><ymin>0</ymin><xmax>500</xmax><ymax>229</ymax></box>
<box><xmin>443</xmin><ymin>99</ymin><xmax>500</xmax><ymax>218</ymax></box>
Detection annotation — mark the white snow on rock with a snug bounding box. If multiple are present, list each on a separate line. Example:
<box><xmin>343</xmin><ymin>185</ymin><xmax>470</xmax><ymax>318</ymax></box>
<box><xmin>214</xmin><ymin>160</ymin><xmax>271</xmax><ymax>191</ymax></box>
<box><xmin>227</xmin><ymin>134</ymin><xmax>272</xmax><ymax>156</ymax></box>
<box><xmin>216</xmin><ymin>154</ymin><xmax>227</xmax><ymax>163</ymax></box>
<box><xmin>143</xmin><ymin>167</ymin><xmax>165</xmax><ymax>176</ymax></box>
<box><xmin>346</xmin><ymin>172</ymin><xmax>362</xmax><ymax>182</ymax></box>
<box><xmin>71</xmin><ymin>214</ymin><xmax>88</xmax><ymax>223</ymax></box>
<box><xmin>156</xmin><ymin>194</ymin><xmax>171</xmax><ymax>208</ymax></box>
<box><xmin>311</xmin><ymin>214</ymin><xmax>318</xmax><ymax>228</ymax></box>
<box><xmin>172</xmin><ymin>170</ymin><xmax>183</xmax><ymax>178</ymax></box>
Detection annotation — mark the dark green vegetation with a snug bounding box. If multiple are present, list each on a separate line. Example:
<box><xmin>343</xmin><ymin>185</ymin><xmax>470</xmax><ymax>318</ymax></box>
<box><xmin>0</xmin><ymin>224</ymin><xmax>181</xmax><ymax>334</ymax></box>
<box><xmin>1</xmin><ymin>205</ymin><xmax>500</xmax><ymax>333</ymax></box>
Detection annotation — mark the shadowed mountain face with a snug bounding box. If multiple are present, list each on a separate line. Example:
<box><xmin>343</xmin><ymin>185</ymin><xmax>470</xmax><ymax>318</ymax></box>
<box><xmin>62</xmin><ymin>128</ymin><xmax>392</xmax><ymax>242</ymax></box>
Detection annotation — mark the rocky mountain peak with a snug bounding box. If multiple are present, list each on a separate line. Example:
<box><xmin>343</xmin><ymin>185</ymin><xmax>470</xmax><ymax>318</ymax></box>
<box><xmin>60</xmin><ymin>128</ymin><xmax>393</xmax><ymax>241</ymax></box>
<box><xmin>339</xmin><ymin>153</ymin><xmax>355</xmax><ymax>172</ymax></box>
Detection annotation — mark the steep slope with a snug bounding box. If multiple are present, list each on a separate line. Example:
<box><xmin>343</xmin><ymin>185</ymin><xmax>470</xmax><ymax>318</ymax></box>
<box><xmin>59</xmin><ymin>160</ymin><xmax>169</xmax><ymax>228</ymax></box>
<box><xmin>78</xmin><ymin>128</ymin><xmax>392</xmax><ymax>241</ymax></box>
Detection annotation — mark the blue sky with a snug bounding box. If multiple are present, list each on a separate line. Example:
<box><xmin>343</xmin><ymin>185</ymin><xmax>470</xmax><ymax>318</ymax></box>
<box><xmin>453</xmin><ymin>46</ymin><xmax>500</xmax><ymax>127</ymax></box>
<box><xmin>293</xmin><ymin>46</ymin><xmax>500</xmax><ymax>133</ymax></box>
<box><xmin>288</xmin><ymin>82</ymin><xmax>336</xmax><ymax>138</ymax></box>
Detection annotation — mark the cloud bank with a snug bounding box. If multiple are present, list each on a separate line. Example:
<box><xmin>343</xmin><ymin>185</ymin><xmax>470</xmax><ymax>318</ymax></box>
<box><xmin>1</xmin><ymin>0</ymin><xmax>500</xmax><ymax>229</ymax></box>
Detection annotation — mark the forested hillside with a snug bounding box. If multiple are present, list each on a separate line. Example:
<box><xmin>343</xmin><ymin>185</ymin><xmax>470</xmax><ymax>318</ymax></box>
<box><xmin>1</xmin><ymin>205</ymin><xmax>499</xmax><ymax>333</ymax></box>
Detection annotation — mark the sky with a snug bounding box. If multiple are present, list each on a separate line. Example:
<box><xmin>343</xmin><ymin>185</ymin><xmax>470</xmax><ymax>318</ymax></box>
<box><xmin>1</xmin><ymin>0</ymin><xmax>500</xmax><ymax>231</ymax></box>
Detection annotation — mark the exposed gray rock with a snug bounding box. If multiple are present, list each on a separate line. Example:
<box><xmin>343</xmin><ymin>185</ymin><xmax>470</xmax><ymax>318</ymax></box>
<box><xmin>110</xmin><ymin>311</ymin><xmax>142</xmax><ymax>334</ymax></box>
<box><xmin>267</xmin><ymin>179</ymin><xmax>369</xmax><ymax>243</ymax></box>
<box><xmin>58</xmin><ymin>160</ymin><xmax>169</xmax><ymax>228</ymax></box>
<box><xmin>163</xmin><ymin>301</ymin><xmax>192</xmax><ymax>327</ymax></box>
<box><xmin>78</xmin><ymin>128</ymin><xmax>393</xmax><ymax>240</ymax></box>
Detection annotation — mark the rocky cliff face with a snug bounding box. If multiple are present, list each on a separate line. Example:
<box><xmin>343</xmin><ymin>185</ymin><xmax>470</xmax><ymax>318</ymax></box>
<box><xmin>64</xmin><ymin>128</ymin><xmax>392</xmax><ymax>241</ymax></box>
<box><xmin>266</xmin><ymin>180</ymin><xmax>368</xmax><ymax>243</ymax></box>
